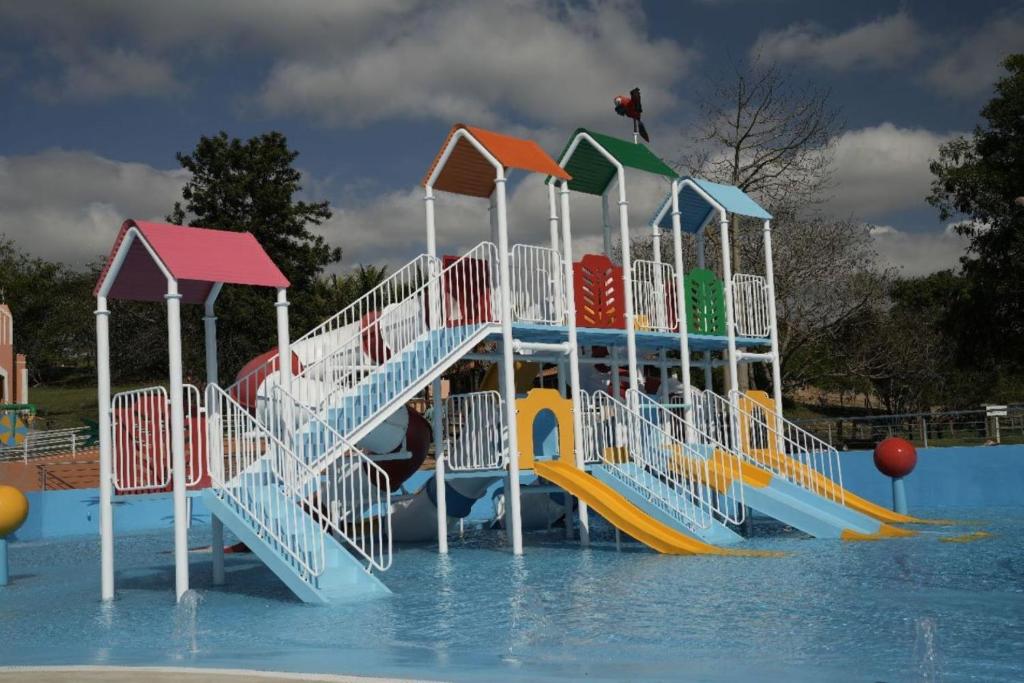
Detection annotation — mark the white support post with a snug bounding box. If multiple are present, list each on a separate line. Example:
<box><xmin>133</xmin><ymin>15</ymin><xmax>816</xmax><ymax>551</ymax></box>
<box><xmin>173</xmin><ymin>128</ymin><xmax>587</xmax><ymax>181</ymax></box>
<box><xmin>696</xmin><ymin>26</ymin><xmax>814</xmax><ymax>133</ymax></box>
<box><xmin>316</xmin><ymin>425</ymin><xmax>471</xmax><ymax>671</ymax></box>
<box><xmin>432</xmin><ymin>380</ymin><xmax>447</xmax><ymax>552</ymax></box>
<box><xmin>617</xmin><ymin>175</ymin><xmax>640</xmax><ymax>396</ymax></box>
<box><xmin>601</xmin><ymin>187</ymin><xmax>613</xmax><ymax>257</ymax></box>
<box><xmin>763</xmin><ymin>220</ymin><xmax>784</xmax><ymax>418</ymax></box>
<box><xmin>652</xmin><ymin>224</ymin><xmax>669</xmax><ymax>401</ymax></box>
<box><xmin>204</xmin><ymin>285</ymin><xmax>225</xmax><ymax>586</ymax></box>
<box><xmin>95</xmin><ymin>296</ymin><xmax>114</xmax><ymax>602</ymax></box>
<box><xmin>166</xmin><ymin>279</ymin><xmax>189</xmax><ymax>602</ymax></box>
<box><xmin>274</xmin><ymin>288</ymin><xmax>292</xmax><ymax>399</ymax></box>
<box><xmin>719</xmin><ymin>213</ymin><xmax>740</xmax><ymax>397</ymax></box>
<box><xmin>560</xmin><ymin>180</ymin><xmax>589</xmax><ymax>546</ymax></box>
<box><xmin>696</xmin><ymin>229</ymin><xmax>713</xmax><ymax>390</ymax></box>
<box><xmin>425</xmin><ymin>187</ymin><xmax>448</xmax><ymax>552</ymax></box>
<box><xmin>670</xmin><ymin>182</ymin><xmax>695</xmax><ymax>439</ymax></box>
<box><xmin>495</xmin><ymin>174</ymin><xmax>523</xmax><ymax>556</ymax></box>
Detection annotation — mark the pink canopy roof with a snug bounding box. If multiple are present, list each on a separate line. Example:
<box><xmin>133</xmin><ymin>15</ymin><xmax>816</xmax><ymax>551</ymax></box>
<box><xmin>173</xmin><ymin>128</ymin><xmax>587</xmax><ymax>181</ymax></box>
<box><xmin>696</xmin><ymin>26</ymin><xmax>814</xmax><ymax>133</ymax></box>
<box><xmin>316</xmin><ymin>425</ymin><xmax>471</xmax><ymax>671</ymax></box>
<box><xmin>94</xmin><ymin>220</ymin><xmax>290</xmax><ymax>304</ymax></box>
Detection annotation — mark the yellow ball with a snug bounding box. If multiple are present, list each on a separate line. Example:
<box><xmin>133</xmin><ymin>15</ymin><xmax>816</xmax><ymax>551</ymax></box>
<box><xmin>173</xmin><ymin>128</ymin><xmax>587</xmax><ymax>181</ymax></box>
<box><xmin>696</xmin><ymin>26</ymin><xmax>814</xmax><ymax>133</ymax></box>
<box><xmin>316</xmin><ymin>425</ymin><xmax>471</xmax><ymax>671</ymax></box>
<box><xmin>0</xmin><ymin>485</ymin><xmax>29</xmax><ymax>537</ymax></box>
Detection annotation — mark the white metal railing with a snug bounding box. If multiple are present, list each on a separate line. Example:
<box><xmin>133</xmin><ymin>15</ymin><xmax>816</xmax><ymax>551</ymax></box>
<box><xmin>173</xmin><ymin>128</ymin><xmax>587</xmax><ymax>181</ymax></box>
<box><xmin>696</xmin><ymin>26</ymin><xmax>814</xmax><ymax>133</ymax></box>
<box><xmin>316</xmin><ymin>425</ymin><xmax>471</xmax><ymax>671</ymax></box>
<box><xmin>292</xmin><ymin>242</ymin><xmax>500</xmax><ymax>426</ymax></box>
<box><xmin>510</xmin><ymin>243</ymin><xmax>564</xmax><ymax>325</ymax></box>
<box><xmin>629</xmin><ymin>391</ymin><xmax>745</xmax><ymax>525</ymax></box>
<box><xmin>632</xmin><ymin>260</ymin><xmax>676</xmax><ymax>332</ymax></box>
<box><xmin>229</xmin><ymin>253</ymin><xmax>438</xmax><ymax>413</ymax></box>
<box><xmin>732</xmin><ymin>273</ymin><xmax>771</xmax><ymax>338</ymax></box>
<box><xmin>692</xmin><ymin>388</ymin><xmax>845</xmax><ymax>504</ymax></box>
<box><xmin>728</xmin><ymin>390</ymin><xmax>845</xmax><ymax>504</ymax></box>
<box><xmin>111</xmin><ymin>386</ymin><xmax>171</xmax><ymax>492</ymax></box>
<box><xmin>206</xmin><ymin>384</ymin><xmax>326</xmax><ymax>581</ymax></box>
<box><xmin>582</xmin><ymin>390</ymin><xmax>743</xmax><ymax>532</ymax></box>
<box><xmin>111</xmin><ymin>384</ymin><xmax>206</xmax><ymax>493</ymax></box>
<box><xmin>183</xmin><ymin>384</ymin><xmax>206</xmax><ymax>488</ymax></box>
<box><xmin>444</xmin><ymin>391</ymin><xmax>508</xmax><ymax>471</ymax></box>
<box><xmin>0</xmin><ymin>425</ymin><xmax>94</xmax><ymax>462</ymax></box>
<box><xmin>268</xmin><ymin>385</ymin><xmax>392</xmax><ymax>571</ymax></box>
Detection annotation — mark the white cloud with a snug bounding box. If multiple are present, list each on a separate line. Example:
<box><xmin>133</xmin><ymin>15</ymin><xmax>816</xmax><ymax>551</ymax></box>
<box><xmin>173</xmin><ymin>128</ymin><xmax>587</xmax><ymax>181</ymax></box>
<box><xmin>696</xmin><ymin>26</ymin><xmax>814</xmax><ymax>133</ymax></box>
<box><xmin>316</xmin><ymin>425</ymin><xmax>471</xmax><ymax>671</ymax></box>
<box><xmin>0</xmin><ymin>1</ymin><xmax>694</xmax><ymax>129</ymax></box>
<box><xmin>753</xmin><ymin>12</ymin><xmax>924</xmax><ymax>70</ymax></box>
<box><xmin>827</xmin><ymin>123</ymin><xmax>956</xmax><ymax>218</ymax></box>
<box><xmin>30</xmin><ymin>47</ymin><xmax>184</xmax><ymax>102</ymax></box>
<box><xmin>870</xmin><ymin>223</ymin><xmax>968</xmax><ymax>276</ymax></box>
<box><xmin>925</xmin><ymin>11</ymin><xmax>1024</xmax><ymax>98</ymax></box>
<box><xmin>0</xmin><ymin>151</ymin><xmax>186</xmax><ymax>265</ymax></box>
<box><xmin>258</xmin><ymin>1</ymin><xmax>695</xmax><ymax>128</ymax></box>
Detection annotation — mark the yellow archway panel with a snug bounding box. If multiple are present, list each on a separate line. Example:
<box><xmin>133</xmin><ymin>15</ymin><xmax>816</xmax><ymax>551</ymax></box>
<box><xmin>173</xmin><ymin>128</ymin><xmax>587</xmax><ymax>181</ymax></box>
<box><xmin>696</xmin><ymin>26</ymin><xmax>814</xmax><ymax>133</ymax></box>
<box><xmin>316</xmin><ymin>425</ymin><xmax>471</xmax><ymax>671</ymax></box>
<box><xmin>515</xmin><ymin>388</ymin><xmax>574</xmax><ymax>471</ymax></box>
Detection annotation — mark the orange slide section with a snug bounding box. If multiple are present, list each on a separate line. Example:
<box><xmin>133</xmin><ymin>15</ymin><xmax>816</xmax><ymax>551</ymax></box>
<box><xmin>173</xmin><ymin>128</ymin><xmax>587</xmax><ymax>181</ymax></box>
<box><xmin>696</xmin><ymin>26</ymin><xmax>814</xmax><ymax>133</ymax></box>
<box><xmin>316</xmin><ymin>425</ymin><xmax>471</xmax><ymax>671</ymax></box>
<box><xmin>533</xmin><ymin>460</ymin><xmax>775</xmax><ymax>557</ymax></box>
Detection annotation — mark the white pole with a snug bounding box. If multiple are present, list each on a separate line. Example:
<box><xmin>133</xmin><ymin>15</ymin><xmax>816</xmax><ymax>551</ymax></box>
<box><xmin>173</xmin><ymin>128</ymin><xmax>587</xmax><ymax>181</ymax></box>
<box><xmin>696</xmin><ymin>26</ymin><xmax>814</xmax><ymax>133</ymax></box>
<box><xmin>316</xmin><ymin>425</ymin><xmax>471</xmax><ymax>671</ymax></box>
<box><xmin>653</xmin><ymin>224</ymin><xmax>668</xmax><ymax>401</ymax></box>
<box><xmin>96</xmin><ymin>296</ymin><xmax>115</xmax><ymax>601</ymax></box>
<box><xmin>601</xmin><ymin>189</ymin><xmax>613</xmax><ymax>257</ymax></box>
<box><xmin>549</xmin><ymin>183</ymin><xmax>568</xmax><ymax>399</ymax></box>
<box><xmin>204</xmin><ymin>288</ymin><xmax>225</xmax><ymax>586</ymax></box>
<box><xmin>166</xmin><ymin>279</ymin><xmax>189</xmax><ymax>602</ymax></box>
<box><xmin>670</xmin><ymin>182</ymin><xmax>695</xmax><ymax>438</ymax></box>
<box><xmin>495</xmin><ymin>173</ymin><xmax>523</xmax><ymax>556</ymax></box>
<box><xmin>763</xmin><ymin>220</ymin><xmax>784</xmax><ymax>418</ymax></box>
<box><xmin>696</xmin><ymin>229</ymin><xmax>713</xmax><ymax>390</ymax></box>
<box><xmin>425</xmin><ymin>187</ymin><xmax>448</xmax><ymax>553</ymax></box>
<box><xmin>560</xmin><ymin>180</ymin><xmax>589</xmax><ymax>546</ymax></box>
<box><xmin>617</xmin><ymin>174</ymin><xmax>639</xmax><ymax>395</ymax></box>
<box><xmin>719</xmin><ymin>213</ymin><xmax>739</xmax><ymax>397</ymax></box>
<box><xmin>274</xmin><ymin>288</ymin><xmax>292</xmax><ymax>399</ymax></box>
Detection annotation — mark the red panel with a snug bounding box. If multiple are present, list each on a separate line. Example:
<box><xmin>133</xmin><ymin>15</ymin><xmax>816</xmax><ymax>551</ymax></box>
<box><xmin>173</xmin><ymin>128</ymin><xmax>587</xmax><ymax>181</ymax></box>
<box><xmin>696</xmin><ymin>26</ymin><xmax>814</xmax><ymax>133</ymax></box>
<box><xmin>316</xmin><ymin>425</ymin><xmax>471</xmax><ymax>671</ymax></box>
<box><xmin>442</xmin><ymin>255</ymin><xmax>494</xmax><ymax>326</ymax></box>
<box><xmin>573</xmin><ymin>254</ymin><xmax>625</xmax><ymax>329</ymax></box>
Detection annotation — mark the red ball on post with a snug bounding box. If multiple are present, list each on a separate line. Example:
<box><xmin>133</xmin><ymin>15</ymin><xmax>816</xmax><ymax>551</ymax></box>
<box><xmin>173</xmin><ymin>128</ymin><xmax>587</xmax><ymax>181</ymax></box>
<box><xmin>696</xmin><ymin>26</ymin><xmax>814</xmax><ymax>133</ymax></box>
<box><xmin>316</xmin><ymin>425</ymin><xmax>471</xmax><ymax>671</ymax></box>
<box><xmin>873</xmin><ymin>437</ymin><xmax>917</xmax><ymax>478</ymax></box>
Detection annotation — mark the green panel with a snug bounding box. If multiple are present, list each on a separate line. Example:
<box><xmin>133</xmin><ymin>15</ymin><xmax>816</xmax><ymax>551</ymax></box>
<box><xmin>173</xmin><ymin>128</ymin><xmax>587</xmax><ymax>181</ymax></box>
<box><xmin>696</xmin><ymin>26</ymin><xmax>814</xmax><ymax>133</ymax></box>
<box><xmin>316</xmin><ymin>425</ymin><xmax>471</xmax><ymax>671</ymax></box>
<box><xmin>684</xmin><ymin>269</ymin><xmax>726</xmax><ymax>336</ymax></box>
<box><xmin>549</xmin><ymin>128</ymin><xmax>677</xmax><ymax>195</ymax></box>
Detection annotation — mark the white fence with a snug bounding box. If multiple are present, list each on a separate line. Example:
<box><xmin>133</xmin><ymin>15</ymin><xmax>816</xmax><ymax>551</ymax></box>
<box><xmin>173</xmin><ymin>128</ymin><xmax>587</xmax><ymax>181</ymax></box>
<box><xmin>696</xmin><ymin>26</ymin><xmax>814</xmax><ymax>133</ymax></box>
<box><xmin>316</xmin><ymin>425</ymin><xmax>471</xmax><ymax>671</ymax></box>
<box><xmin>632</xmin><ymin>260</ymin><xmax>676</xmax><ymax>332</ymax></box>
<box><xmin>110</xmin><ymin>384</ymin><xmax>205</xmax><ymax>493</ymax></box>
<box><xmin>732</xmin><ymin>273</ymin><xmax>771</xmax><ymax>338</ymax></box>
<box><xmin>510</xmin><ymin>244</ymin><xmax>564</xmax><ymax>325</ymax></box>
<box><xmin>0</xmin><ymin>425</ymin><xmax>93</xmax><ymax>462</ymax></box>
<box><xmin>443</xmin><ymin>391</ymin><xmax>508</xmax><ymax>471</ymax></box>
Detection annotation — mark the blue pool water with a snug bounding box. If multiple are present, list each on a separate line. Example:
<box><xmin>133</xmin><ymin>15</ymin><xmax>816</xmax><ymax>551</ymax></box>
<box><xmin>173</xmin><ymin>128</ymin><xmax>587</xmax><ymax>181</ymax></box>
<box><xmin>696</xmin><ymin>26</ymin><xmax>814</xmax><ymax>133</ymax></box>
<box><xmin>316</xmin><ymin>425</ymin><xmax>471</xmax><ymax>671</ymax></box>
<box><xmin>2</xmin><ymin>510</ymin><xmax>1023</xmax><ymax>682</ymax></box>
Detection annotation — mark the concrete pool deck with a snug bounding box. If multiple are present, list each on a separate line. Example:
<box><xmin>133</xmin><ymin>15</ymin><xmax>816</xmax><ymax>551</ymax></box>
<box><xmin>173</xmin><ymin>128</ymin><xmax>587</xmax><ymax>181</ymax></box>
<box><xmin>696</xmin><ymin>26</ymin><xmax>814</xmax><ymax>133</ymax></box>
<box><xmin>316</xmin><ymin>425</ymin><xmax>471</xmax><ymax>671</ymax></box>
<box><xmin>0</xmin><ymin>668</ymin><xmax>429</xmax><ymax>683</ymax></box>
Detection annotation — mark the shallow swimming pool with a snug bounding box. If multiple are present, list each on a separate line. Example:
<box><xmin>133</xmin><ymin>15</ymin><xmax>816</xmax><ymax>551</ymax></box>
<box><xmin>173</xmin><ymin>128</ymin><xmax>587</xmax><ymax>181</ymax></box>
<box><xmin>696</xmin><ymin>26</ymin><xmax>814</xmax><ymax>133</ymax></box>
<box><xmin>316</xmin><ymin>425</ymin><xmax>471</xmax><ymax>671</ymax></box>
<box><xmin>2</xmin><ymin>509</ymin><xmax>1022</xmax><ymax>682</ymax></box>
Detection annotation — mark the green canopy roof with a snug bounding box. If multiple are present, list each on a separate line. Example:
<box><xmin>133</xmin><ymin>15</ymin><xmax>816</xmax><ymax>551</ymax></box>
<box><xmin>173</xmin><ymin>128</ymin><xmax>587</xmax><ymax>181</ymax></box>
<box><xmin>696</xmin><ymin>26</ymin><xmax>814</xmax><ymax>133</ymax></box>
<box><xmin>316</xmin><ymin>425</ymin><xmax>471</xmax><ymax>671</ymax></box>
<box><xmin>548</xmin><ymin>128</ymin><xmax>676</xmax><ymax>195</ymax></box>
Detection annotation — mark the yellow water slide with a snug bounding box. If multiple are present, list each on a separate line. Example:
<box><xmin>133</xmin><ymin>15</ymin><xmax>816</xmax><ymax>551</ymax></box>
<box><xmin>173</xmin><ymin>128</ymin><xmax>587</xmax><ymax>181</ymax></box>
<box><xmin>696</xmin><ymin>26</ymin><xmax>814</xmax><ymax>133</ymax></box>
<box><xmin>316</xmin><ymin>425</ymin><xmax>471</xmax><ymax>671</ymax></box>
<box><xmin>533</xmin><ymin>460</ymin><xmax>772</xmax><ymax>556</ymax></box>
<box><xmin>739</xmin><ymin>391</ymin><xmax>934</xmax><ymax>525</ymax></box>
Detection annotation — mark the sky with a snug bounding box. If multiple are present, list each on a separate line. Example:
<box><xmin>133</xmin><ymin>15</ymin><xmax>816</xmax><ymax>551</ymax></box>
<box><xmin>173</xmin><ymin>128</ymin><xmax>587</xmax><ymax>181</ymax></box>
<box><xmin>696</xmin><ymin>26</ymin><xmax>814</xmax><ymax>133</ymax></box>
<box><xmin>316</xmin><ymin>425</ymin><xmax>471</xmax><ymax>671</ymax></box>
<box><xmin>1</xmin><ymin>0</ymin><xmax>1022</xmax><ymax>277</ymax></box>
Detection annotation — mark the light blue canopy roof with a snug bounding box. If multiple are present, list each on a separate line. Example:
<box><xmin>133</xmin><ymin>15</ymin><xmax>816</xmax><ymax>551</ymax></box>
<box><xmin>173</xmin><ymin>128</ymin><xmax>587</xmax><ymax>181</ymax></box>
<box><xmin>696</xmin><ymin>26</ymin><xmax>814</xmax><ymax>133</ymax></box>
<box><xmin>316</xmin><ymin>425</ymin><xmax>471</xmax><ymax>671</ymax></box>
<box><xmin>650</xmin><ymin>177</ymin><xmax>772</xmax><ymax>233</ymax></box>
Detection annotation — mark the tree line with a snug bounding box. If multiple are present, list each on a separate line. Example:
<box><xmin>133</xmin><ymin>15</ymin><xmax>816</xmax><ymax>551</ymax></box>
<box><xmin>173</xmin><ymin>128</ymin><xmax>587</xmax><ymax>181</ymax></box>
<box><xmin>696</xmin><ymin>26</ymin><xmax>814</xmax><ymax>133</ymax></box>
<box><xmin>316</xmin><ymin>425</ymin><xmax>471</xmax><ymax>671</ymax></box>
<box><xmin>1</xmin><ymin>55</ymin><xmax>1022</xmax><ymax>415</ymax></box>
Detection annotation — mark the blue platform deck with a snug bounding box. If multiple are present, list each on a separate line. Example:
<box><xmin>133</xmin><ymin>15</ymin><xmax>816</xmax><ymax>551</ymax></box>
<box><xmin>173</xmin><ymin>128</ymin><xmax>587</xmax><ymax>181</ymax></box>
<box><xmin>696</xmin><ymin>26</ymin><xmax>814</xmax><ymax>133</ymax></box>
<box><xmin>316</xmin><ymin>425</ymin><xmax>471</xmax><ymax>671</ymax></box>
<box><xmin>499</xmin><ymin>322</ymin><xmax>769</xmax><ymax>352</ymax></box>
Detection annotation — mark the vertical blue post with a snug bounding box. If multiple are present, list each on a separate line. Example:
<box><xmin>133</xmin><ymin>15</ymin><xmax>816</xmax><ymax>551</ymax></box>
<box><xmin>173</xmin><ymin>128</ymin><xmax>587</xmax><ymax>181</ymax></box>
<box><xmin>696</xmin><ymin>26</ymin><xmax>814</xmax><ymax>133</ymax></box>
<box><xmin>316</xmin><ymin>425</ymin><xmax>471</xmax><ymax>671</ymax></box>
<box><xmin>891</xmin><ymin>477</ymin><xmax>908</xmax><ymax>515</ymax></box>
<box><xmin>0</xmin><ymin>538</ymin><xmax>9</xmax><ymax>586</ymax></box>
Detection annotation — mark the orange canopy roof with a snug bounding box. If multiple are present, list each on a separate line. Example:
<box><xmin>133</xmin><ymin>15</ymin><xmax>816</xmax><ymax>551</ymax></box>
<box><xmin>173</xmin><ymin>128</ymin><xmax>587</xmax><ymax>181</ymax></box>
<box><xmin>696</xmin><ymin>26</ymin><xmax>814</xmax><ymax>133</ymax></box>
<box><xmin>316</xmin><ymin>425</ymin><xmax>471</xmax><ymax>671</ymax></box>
<box><xmin>422</xmin><ymin>124</ymin><xmax>570</xmax><ymax>198</ymax></box>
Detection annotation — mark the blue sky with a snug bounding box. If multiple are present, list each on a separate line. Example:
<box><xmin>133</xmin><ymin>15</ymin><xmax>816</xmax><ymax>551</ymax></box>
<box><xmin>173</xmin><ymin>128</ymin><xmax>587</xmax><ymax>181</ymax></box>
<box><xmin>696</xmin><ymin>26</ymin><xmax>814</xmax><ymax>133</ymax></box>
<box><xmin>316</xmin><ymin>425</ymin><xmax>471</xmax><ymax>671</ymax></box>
<box><xmin>1</xmin><ymin>0</ymin><xmax>1022</xmax><ymax>275</ymax></box>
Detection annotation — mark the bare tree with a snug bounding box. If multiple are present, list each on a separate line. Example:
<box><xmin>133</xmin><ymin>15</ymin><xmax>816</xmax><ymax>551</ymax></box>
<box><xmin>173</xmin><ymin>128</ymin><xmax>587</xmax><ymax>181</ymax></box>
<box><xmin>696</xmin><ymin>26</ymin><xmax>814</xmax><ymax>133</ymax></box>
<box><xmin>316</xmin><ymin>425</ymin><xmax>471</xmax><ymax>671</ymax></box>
<box><xmin>681</xmin><ymin>57</ymin><xmax>841</xmax><ymax>212</ymax></box>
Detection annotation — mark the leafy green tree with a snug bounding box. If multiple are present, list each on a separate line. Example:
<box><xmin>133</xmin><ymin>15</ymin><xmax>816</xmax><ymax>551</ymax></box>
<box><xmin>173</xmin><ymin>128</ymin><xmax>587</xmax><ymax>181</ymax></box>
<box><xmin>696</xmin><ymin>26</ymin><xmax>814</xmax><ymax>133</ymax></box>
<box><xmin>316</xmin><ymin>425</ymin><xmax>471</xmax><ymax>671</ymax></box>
<box><xmin>928</xmin><ymin>54</ymin><xmax>1024</xmax><ymax>368</ymax></box>
<box><xmin>167</xmin><ymin>132</ymin><xmax>342</xmax><ymax>379</ymax></box>
<box><xmin>0</xmin><ymin>237</ymin><xmax>96</xmax><ymax>384</ymax></box>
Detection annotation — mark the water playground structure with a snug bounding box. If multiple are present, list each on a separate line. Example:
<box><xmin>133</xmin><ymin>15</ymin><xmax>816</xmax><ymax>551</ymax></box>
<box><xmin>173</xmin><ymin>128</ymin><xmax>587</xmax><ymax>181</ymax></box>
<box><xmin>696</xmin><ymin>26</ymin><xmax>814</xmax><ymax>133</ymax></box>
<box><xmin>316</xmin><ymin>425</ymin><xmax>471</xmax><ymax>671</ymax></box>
<box><xmin>88</xmin><ymin>122</ymin><xmax>934</xmax><ymax>605</ymax></box>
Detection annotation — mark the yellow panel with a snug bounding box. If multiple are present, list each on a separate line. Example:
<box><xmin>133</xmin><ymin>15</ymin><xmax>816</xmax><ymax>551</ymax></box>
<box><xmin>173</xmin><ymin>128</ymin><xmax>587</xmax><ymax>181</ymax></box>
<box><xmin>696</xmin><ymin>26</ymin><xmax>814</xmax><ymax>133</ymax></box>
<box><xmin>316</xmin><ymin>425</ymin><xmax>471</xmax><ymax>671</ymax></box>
<box><xmin>515</xmin><ymin>388</ymin><xmax>574</xmax><ymax>471</ymax></box>
<box><xmin>479</xmin><ymin>361</ymin><xmax>541</xmax><ymax>393</ymax></box>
